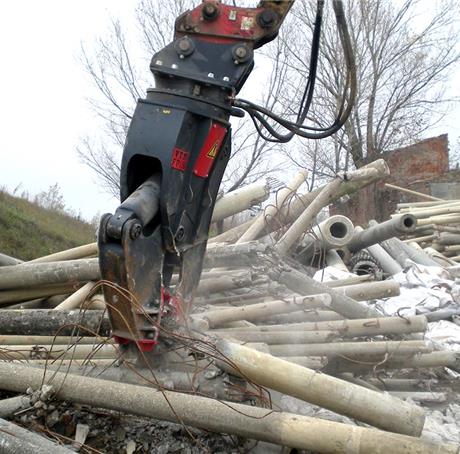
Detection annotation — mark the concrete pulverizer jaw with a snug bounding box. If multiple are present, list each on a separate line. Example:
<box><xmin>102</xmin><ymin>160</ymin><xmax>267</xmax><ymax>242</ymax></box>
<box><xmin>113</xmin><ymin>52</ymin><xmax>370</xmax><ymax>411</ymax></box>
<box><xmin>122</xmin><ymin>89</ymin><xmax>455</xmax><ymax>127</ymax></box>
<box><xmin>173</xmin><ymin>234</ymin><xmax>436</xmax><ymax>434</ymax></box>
<box><xmin>98</xmin><ymin>175</ymin><xmax>165</xmax><ymax>352</ymax></box>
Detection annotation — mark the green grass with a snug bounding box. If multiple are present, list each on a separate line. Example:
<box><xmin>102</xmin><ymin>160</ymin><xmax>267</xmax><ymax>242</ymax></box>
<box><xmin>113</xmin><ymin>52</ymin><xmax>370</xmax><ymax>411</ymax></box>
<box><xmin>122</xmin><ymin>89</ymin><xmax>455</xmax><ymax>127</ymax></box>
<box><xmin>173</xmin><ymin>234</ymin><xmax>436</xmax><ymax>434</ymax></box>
<box><xmin>0</xmin><ymin>190</ymin><xmax>95</xmax><ymax>261</ymax></box>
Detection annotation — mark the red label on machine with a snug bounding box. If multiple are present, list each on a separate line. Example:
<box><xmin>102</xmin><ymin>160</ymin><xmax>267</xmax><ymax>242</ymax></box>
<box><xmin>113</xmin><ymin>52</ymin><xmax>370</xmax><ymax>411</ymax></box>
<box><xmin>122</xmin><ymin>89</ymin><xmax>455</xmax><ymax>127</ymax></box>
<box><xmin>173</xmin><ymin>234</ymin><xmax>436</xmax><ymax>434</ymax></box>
<box><xmin>171</xmin><ymin>147</ymin><xmax>190</xmax><ymax>171</ymax></box>
<box><xmin>193</xmin><ymin>122</ymin><xmax>227</xmax><ymax>178</ymax></box>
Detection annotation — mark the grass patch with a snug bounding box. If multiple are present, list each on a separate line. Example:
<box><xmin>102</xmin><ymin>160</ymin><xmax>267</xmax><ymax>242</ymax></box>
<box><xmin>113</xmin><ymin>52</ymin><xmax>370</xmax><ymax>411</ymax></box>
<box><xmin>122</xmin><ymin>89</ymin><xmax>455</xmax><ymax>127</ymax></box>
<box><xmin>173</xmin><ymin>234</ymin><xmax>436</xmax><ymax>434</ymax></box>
<box><xmin>0</xmin><ymin>190</ymin><xmax>95</xmax><ymax>261</ymax></box>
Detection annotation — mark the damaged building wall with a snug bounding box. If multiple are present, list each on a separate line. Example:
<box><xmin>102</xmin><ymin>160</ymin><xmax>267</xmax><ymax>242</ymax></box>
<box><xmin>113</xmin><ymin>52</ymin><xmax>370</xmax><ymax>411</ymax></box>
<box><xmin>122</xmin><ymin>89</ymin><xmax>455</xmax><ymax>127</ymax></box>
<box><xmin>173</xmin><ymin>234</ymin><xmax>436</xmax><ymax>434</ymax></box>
<box><xmin>332</xmin><ymin>134</ymin><xmax>455</xmax><ymax>224</ymax></box>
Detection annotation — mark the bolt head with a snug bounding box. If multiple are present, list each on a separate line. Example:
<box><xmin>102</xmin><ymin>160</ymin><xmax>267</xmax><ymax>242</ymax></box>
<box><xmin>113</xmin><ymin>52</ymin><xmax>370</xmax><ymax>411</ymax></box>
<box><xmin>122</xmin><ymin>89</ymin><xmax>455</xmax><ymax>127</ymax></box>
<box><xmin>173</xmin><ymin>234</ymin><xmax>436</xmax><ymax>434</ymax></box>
<box><xmin>202</xmin><ymin>2</ymin><xmax>219</xmax><ymax>20</ymax></box>
<box><xmin>174</xmin><ymin>37</ymin><xmax>195</xmax><ymax>58</ymax></box>
<box><xmin>130</xmin><ymin>223</ymin><xmax>142</xmax><ymax>240</ymax></box>
<box><xmin>235</xmin><ymin>46</ymin><xmax>248</xmax><ymax>59</ymax></box>
<box><xmin>178</xmin><ymin>38</ymin><xmax>191</xmax><ymax>52</ymax></box>
<box><xmin>257</xmin><ymin>9</ymin><xmax>278</xmax><ymax>29</ymax></box>
<box><xmin>232</xmin><ymin>44</ymin><xmax>252</xmax><ymax>64</ymax></box>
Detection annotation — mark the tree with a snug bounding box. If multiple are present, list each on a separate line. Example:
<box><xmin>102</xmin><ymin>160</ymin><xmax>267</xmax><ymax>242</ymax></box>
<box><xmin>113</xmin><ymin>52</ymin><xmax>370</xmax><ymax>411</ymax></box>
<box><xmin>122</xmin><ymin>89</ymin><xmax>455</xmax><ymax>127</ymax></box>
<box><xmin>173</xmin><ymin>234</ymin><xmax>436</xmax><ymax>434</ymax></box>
<box><xmin>78</xmin><ymin>0</ymin><xmax>288</xmax><ymax>198</ymax></box>
<box><xmin>77</xmin><ymin>138</ymin><xmax>121</xmax><ymax>198</ymax></box>
<box><xmin>34</xmin><ymin>183</ymin><xmax>66</xmax><ymax>212</ymax></box>
<box><xmin>278</xmin><ymin>0</ymin><xmax>459</xmax><ymax>184</ymax></box>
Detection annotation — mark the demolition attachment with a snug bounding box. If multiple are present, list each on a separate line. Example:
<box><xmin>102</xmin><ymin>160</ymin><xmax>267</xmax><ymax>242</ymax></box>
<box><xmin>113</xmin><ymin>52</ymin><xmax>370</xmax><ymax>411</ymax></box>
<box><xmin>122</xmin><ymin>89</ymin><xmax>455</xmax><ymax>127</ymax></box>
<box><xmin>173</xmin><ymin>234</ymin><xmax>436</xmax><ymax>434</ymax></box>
<box><xmin>98</xmin><ymin>0</ymin><xmax>356</xmax><ymax>350</ymax></box>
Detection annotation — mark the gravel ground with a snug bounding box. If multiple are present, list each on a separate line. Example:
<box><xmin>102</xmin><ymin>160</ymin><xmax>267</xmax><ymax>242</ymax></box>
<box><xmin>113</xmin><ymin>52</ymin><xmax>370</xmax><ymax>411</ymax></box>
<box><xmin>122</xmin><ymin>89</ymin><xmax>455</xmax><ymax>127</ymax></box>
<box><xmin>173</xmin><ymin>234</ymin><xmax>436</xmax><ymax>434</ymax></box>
<box><xmin>7</xmin><ymin>363</ymin><xmax>460</xmax><ymax>453</ymax></box>
<box><xmin>14</xmin><ymin>402</ymin><xmax>246</xmax><ymax>453</ymax></box>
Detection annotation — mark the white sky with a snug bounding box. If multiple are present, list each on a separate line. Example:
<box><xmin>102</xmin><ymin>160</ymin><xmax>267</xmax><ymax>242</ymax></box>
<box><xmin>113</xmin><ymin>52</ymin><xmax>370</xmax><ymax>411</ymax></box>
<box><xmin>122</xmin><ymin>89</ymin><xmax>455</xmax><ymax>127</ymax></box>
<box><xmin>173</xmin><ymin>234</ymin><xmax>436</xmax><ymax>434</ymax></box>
<box><xmin>0</xmin><ymin>1</ymin><xmax>459</xmax><ymax>221</ymax></box>
<box><xmin>0</xmin><ymin>0</ymin><xmax>133</xmax><ymax>220</ymax></box>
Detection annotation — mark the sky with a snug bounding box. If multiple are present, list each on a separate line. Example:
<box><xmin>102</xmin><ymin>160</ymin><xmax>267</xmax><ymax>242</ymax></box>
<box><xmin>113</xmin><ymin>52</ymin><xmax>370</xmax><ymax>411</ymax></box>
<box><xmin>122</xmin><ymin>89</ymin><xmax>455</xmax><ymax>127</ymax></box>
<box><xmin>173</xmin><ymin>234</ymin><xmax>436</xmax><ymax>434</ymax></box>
<box><xmin>0</xmin><ymin>1</ymin><xmax>459</xmax><ymax>221</ymax></box>
<box><xmin>0</xmin><ymin>0</ymin><xmax>133</xmax><ymax>220</ymax></box>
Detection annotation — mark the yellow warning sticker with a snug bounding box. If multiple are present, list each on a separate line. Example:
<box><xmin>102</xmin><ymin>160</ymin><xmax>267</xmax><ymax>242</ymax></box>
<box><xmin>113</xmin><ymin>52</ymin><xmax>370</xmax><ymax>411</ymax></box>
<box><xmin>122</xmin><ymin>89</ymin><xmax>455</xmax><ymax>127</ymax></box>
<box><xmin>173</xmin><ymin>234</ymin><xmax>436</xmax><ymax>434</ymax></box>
<box><xmin>207</xmin><ymin>141</ymin><xmax>219</xmax><ymax>159</ymax></box>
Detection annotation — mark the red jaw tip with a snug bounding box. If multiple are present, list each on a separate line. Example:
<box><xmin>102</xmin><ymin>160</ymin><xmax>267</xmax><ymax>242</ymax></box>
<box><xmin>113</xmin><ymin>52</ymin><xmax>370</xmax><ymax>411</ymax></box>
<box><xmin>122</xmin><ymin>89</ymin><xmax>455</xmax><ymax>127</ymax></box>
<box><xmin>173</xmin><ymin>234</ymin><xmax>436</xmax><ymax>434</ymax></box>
<box><xmin>113</xmin><ymin>336</ymin><xmax>158</xmax><ymax>352</ymax></box>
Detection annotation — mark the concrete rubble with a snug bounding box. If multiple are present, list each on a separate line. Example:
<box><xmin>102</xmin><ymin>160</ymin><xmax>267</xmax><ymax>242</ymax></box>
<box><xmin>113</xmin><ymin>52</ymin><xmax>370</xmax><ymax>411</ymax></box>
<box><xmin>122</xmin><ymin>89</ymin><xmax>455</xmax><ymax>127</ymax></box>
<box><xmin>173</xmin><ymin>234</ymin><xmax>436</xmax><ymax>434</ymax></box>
<box><xmin>0</xmin><ymin>158</ymin><xmax>459</xmax><ymax>453</ymax></box>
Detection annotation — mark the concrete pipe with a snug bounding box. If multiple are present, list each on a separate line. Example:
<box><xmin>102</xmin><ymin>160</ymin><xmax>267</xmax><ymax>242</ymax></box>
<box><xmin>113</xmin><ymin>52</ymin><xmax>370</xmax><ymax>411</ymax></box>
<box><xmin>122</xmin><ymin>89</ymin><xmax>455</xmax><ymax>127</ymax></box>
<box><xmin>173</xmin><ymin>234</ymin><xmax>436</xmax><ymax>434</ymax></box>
<box><xmin>211</xmin><ymin>159</ymin><xmax>390</xmax><ymax>244</ymax></box>
<box><xmin>216</xmin><ymin>340</ymin><xmax>426</xmax><ymax>437</ymax></box>
<box><xmin>195</xmin><ymin>294</ymin><xmax>331</xmax><ymax>329</ymax></box>
<box><xmin>267</xmin><ymin>340</ymin><xmax>432</xmax><ymax>358</ymax></box>
<box><xmin>312</xmin><ymin>215</ymin><xmax>355</xmax><ymax>248</ymax></box>
<box><xmin>0</xmin><ymin>259</ymin><xmax>100</xmax><ymax>290</ymax></box>
<box><xmin>300</xmin><ymin>216</ymin><xmax>355</xmax><ymax>261</ymax></box>
<box><xmin>0</xmin><ymin>253</ymin><xmax>23</xmax><ymax>267</ymax></box>
<box><xmin>0</xmin><ymin>362</ymin><xmax>456</xmax><ymax>454</ymax></box>
<box><xmin>348</xmin><ymin>214</ymin><xmax>417</xmax><ymax>253</ymax></box>
<box><xmin>325</xmin><ymin>249</ymin><xmax>349</xmax><ymax>272</ymax></box>
<box><xmin>211</xmin><ymin>180</ymin><xmax>271</xmax><ymax>222</ymax></box>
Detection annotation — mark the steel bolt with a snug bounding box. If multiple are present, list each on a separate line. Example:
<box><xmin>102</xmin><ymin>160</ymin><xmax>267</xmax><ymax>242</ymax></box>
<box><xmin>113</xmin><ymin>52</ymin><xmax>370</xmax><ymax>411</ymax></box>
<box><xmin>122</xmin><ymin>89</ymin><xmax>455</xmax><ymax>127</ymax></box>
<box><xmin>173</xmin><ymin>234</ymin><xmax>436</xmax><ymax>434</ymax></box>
<box><xmin>232</xmin><ymin>45</ymin><xmax>252</xmax><ymax>64</ymax></box>
<box><xmin>175</xmin><ymin>37</ymin><xmax>195</xmax><ymax>58</ymax></box>
<box><xmin>202</xmin><ymin>3</ymin><xmax>219</xmax><ymax>21</ymax></box>
<box><xmin>178</xmin><ymin>38</ymin><xmax>191</xmax><ymax>52</ymax></box>
<box><xmin>235</xmin><ymin>46</ymin><xmax>248</xmax><ymax>59</ymax></box>
<box><xmin>257</xmin><ymin>9</ymin><xmax>278</xmax><ymax>29</ymax></box>
<box><xmin>130</xmin><ymin>223</ymin><xmax>142</xmax><ymax>240</ymax></box>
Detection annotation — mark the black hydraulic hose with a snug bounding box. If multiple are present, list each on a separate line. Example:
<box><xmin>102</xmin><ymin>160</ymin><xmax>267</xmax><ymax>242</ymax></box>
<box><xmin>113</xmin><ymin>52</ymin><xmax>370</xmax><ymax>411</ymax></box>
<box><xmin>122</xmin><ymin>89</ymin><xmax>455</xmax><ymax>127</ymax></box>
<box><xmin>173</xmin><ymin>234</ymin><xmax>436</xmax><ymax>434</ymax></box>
<box><xmin>234</xmin><ymin>0</ymin><xmax>357</xmax><ymax>142</ymax></box>
<box><xmin>295</xmin><ymin>0</ymin><xmax>324</xmax><ymax>125</ymax></box>
<box><xmin>240</xmin><ymin>0</ymin><xmax>325</xmax><ymax>144</ymax></box>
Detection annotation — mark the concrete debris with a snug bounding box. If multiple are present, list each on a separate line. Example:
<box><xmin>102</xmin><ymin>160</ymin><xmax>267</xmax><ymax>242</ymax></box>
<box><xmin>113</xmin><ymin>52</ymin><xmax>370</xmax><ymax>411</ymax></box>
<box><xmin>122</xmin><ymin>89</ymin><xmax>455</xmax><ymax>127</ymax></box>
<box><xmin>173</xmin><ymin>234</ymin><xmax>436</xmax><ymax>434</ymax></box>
<box><xmin>375</xmin><ymin>261</ymin><xmax>460</xmax><ymax>318</ymax></box>
<box><xmin>0</xmin><ymin>158</ymin><xmax>459</xmax><ymax>453</ymax></box>
<box><xmin>74</xmin><ymin>423</ymin><xmax>90</xmax><ymax>450</ymax></box>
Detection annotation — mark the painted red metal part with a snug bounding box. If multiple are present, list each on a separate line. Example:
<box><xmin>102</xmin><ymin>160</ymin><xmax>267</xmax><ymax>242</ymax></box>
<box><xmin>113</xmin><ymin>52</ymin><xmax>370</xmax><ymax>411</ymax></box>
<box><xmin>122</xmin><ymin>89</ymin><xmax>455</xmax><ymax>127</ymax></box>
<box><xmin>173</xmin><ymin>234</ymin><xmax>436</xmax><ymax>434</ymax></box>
<box><xmin>160</xmin><ymin>286</ymin><xmax>183</xmax><ymax>320</ymax></box>
<box><xmin>112</xmin><ymin>287</ymin><xmax>183</xmax><ymax>351</ymax></box>
<box><xmin>112</xmin><ymin>286</ymin><xmax>175</xmax><ymax>352</ymax></box>
<box><xmin>175</xmin><ymin>0</ymin><xmax>294</xmax><ymax>46</ymax></box>
<box><xmin>171</xmin><ymin>147</ymin><xmax>190</xmax><ymax>172</ymax></box>
<box><xmin>184</xmin><ymin>2</ymin><xmax>266</xmax><ymax>45</ymax></box>
<box><xmin>113</xmin><ymin>336</ymin><xmax>158</xmax><ymax>352</ymax></box>
<box><xmin>193</xmin><ymin>122</ymin><xmax>228</xmax><ymax>178</ymax></box>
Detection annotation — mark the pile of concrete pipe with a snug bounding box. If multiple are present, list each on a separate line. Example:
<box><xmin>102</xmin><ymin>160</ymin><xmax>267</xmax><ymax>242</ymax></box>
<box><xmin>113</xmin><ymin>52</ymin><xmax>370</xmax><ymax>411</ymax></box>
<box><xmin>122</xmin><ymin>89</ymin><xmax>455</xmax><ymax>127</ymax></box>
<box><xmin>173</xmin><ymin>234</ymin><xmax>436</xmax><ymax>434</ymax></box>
<box><xmin>387</xmin><ymin>198</ymin><xmax>460</xmax><ymax>265</ymax></box>
<box><xmin>0</xmin><ymin>158</ymin><xmax>459</xmax><ymax>453</ymax></box>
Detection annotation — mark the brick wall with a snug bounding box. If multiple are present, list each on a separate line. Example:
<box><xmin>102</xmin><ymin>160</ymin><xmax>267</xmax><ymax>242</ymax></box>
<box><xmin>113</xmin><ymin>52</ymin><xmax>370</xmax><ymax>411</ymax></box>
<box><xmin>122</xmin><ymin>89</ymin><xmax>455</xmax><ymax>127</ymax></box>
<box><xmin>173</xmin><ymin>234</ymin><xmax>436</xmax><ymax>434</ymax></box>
<box><xmin>331</xmin><ymin>135</ymin><xmax>450</xmax><ymax>224</ymax></box>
